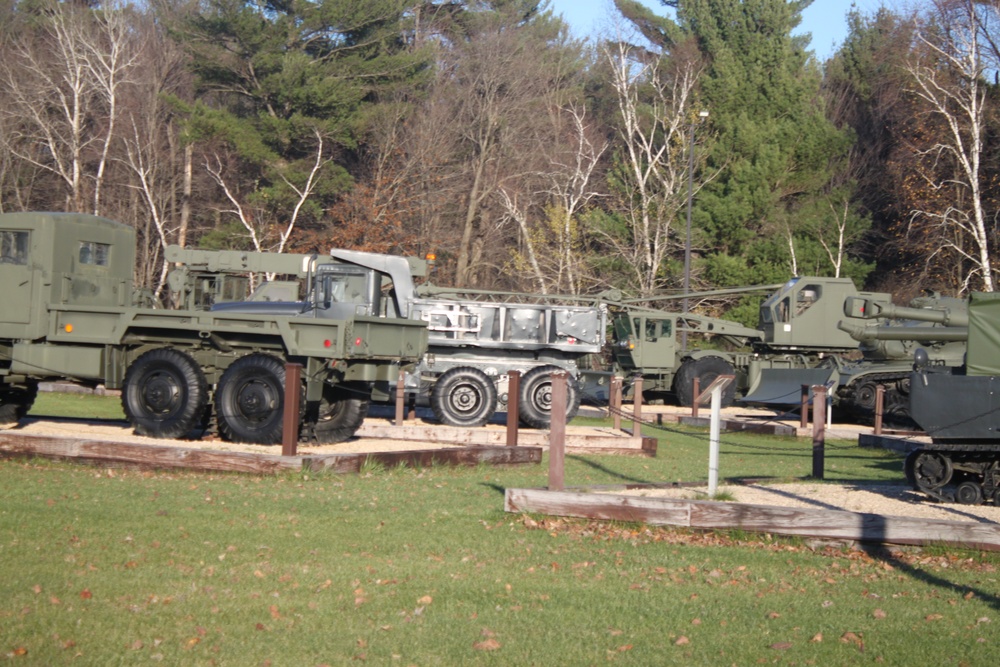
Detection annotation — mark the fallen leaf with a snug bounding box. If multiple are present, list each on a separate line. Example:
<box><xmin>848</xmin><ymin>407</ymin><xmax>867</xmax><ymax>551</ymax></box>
<box><xmin>473</xmin><ymin>639</ymin><xmax>501</xmax><ymax>651</ymax></box>
<box><xmin>11</xmin><ymin>647</ymin><xmax>27</xmax><ymax>656</ymax></box>
<box><xmin>840</xmin><ymin>632</ymin><xmax>863</xmax><ymax>645</ymax></box>
<box><xmin>80</xmin><ymin>589</ymin><xmax>92</xmax><ymax>600</ymax></box>
<box><xmin>129</xmin><ymin>640</ymin><xmax>144</xmax><ymax>650</ymax></box>
<box><xmin>32</xmin><ymin>585</ymin><xmax>41</xmax><ymax>595</ymax></box>
<box><xmin>674</xmin><ymin>636</ymin><xmax>690</xmax><ymax>646</ymax></box>
<box><xmin>417</xmin><ymin>595</ymin><xmax>433</xmax><ymax>605</ymax></box>
<box><xmin>965</xmin><ymin>591</ymin><xmax>975</xmax><ymax>600</ymax></box>
<box><xmin>873</xmin><ymin>609</ymin><xmax>886</xmax><ymax>619</ymax></box>
<box><xmin>767</xmin><ymin>611</ymin><xmax>781</xmax><ymax>619</ymax></box>
<box><xmin>810</xmin><ymin>633</ymin><xmax>823</xmax><ymax>643</ymax></box>
<box><xmin>770</xmin><ymin>642</ymin><xmax>792</xmax><ymax>650</ymax></box>
<box><xmin>925</xmin><ymin>614</ymin><xmax>943</xmax><ymax>622</ymax></box>
<box><xmin>616</xmin><ymin>644</ymin><xmax>633</xmax><ymax>652</ymax></box>
<box><xmin>269</xmin><ymin>605</ymin><xmax>280</xmax><ymax>619</ymax></box>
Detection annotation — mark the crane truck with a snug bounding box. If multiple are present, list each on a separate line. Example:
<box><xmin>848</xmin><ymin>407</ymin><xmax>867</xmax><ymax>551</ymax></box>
<box><xmin>0</xmin><ymin>212</ymin><xmax>428</xmax><ymax>444</ymax></box>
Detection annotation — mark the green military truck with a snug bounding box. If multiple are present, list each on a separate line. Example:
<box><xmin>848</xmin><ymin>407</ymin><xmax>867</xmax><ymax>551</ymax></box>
<box><xmin>0</xmin><ymin>212</ymin><xmax>427</xmax><ymax>444</ymax></box>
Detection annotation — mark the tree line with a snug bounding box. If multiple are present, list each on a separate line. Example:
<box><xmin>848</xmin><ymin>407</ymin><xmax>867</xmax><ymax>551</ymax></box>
<box><xmin>0</xmin><ymin>0</ymin><xmax>997</xmax><ymax>319</ymax></box>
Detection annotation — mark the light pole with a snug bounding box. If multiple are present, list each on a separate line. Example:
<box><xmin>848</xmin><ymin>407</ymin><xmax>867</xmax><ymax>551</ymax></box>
<box><xmin>681</xmin><ymin>109</ymin><xmax>709</xmax><ymax>352</ymax></box>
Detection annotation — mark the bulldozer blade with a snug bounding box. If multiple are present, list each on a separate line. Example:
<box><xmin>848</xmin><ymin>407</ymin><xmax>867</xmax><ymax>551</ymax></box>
<box><xmin>739</xmin><ymin>368</ymin><xmax>837</xmax><ymax>405</ymax></box>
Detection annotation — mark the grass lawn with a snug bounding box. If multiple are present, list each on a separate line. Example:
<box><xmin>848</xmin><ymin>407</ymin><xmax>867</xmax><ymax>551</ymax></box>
<box><xmin>1</xmin><ymin>394</ymin><xmax>998</xmax><ymax>664</ymax></box>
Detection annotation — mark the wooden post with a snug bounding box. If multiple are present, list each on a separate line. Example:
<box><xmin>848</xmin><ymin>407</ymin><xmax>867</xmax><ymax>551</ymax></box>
<box><xmin>874</xmin><ymin>384</ymin><xmax>885</xmax><ymax>435</ymax></box>
<box><xmin>632</xmin><ymin>376</ymin><xmax>643</xmax><ymax>437</ymax></box>
<box><xmin>800</xmin><ymin>385</ymin><xmax>810</xmax><ymax>429</ymax></box>
<box><xmin>691</xmin><ymin>376</ymin><xmax>701</xmax><ymax>418</ymax></box>
<box><xmin>282</xmin><ymin>363</ymin><xmax>302</xmax><ymax>457</ymax></box>
<box><xmin>811</xmin><ymin>385</ymin><xmax>826</xmax><ymax>480</ymax></box>
<box><xmin>506</xmin><ymin>371</ymin><xmax>521</xmax><ymax>447</ymax></box>
<box><xmin>611</xmin><ymin>376</ymin><xmax>622</xmax><ymax>431</ymax></box>
<box><xmin>548</xmin><ymin>371</ymin><xmax>567</xmax><ymax>491</ymax></box>
<box><xmin>394</xmin><ymin>369</ymin><xmax>406</xmax><ymax>427</ymax></box>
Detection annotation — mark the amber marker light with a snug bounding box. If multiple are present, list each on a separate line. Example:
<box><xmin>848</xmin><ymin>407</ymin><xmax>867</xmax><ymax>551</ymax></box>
<box><xmin>64</xmin><ymin>324</ymin><xmax>73</xmax><ymax>333</ymax></box>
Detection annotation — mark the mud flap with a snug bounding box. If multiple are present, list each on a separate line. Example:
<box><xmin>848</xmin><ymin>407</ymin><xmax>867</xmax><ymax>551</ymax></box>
<box><xmin>739</xmin><ymin>368</ymin><xmax>837</xmax><ymax>406</ymax></box>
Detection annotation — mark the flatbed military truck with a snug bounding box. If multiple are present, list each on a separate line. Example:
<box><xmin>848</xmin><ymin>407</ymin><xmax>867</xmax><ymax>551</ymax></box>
<box><xmin>166</xmin><ymin>249</ymin><xmax>606</xmax><ymax>429</ymax></box>
<box><xmin>0</xmin><ymin>212</ymin><xmax>427</xmax><ymax>444</ymax></box>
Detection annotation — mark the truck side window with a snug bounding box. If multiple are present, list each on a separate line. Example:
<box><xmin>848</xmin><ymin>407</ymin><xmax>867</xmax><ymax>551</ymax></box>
<box><xmin>0</xmin><ymin>230</ymin><xmax>28</xmax><ymax>264</ymax></box>
<box><xmin>795</xmin><ymin>285</ymin><xmax>821</xmax><ymax>316</ymax></box>
<box><xmin>79</xmin><ymin>241</ymin><xmax>110</xmax><ymax>266</ymax></box>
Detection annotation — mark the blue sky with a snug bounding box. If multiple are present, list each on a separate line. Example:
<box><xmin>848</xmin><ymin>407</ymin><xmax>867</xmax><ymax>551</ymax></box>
<box><xmin>547</xmin><ymin>0</ymin><xmax>887</xmax><ymax>61</ymax></box>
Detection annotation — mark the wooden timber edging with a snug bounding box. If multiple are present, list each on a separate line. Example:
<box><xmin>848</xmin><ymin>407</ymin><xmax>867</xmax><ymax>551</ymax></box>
<box><xmin>676</xmin><ymin>415</ymin><xmax>797</xmax><ymax>436</ymax></box>
<box><xmin>0</xmin><ymin>431</ymin><xmax>541</xmax><ymax>475</ymax></box>
<box><xmin>504</xmin><ymin>487</ymin><xmax>1000</xmax><ymax>551</ymax></box>
<box><xmin>356</xmin><ymin>422</ymin><xmax>656</xmax><ymax>456</ymax></box>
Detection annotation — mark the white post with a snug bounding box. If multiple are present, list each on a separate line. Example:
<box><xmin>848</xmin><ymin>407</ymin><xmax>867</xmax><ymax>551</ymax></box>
<box><xmin>708</xmin><ymin>384</ymin><xmax>722</xmax><ymax>496</ymax></box>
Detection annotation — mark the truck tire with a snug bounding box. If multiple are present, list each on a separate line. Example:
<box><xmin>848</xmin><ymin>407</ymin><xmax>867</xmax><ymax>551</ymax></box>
<box><xmin>0</xmin><ymin>382</ymin><xmax>38</xmax><ymax>424</ymax></box>
<box><xmin>674</xmin><ymin>357</ymin><xmax>736</xmax><ymax>408</ymax></box>
<box><xmin>431</xmin><ymin>367</ymin><xmax>497</xmax><ymax>427</ymax></box>
<box><xmin>215</xmin><ymin>354</ymin><xmax>287</xmax><ymax>444</ymax></box>
<box><xmin>518</xmin><ymin>365</ymin><xmax>581</xmax><ymax>430</ymax></box>
<box><xmin>122</xmin><ymin>348</ymin><xmax>208</xmax><ymax>439</ymax></box>
<box><xmin>309</xmin><ymin>383</ymin><xmax>370</xmax><ymax>443</ymax></box>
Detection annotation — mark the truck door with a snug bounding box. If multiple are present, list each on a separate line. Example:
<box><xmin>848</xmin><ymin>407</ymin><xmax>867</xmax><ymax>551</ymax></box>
<box><xmin>0</xmin><ymin>230</ymin><xmax>32</xmax><ymax>324</ymax></box>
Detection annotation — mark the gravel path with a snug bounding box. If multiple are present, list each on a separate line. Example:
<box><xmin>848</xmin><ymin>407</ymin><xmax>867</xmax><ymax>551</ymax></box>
<box><xmin>615</xmin><ymin>482</ymin><xmax>1000</xmax><ymax>524</ymax></box>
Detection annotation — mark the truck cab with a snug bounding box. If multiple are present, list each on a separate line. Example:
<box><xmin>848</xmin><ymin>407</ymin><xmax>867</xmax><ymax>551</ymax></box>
<box><xmin>0</xmin><ymin>212</ymin><xmax>135</xmax><ymax>341</ymax></box>
<box><xmin>758</xmin><ymin>277</ymin><xmax>890</xmax><ymax>352</ymax></box>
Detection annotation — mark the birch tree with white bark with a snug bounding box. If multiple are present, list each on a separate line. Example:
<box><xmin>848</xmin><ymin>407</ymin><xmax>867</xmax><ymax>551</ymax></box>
<box><xmin>906</xmin><ymin>0</ymin><xmax>994</xmax><ymax>292</ymax></box>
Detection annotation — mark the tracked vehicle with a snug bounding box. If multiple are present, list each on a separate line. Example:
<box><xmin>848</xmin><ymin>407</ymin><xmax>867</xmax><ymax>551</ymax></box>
<box><xmin>906</xmin><ymin>292</ymin><xmax>1000</xmax><ymax>504</ymax></box>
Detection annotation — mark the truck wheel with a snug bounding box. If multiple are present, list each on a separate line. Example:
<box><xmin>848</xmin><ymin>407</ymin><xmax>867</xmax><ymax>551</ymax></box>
<box><xmin>0</xmin><ymin>382</ymin><xmax>38</xmax><ymax>424</ymax></box>
<box><xmin>309</xmin><ymin>383</ymin><xmax>370</xmax><ymax>443</ymax></box>
<box><xmin>215</xmin><ymin>354</ymin><xmax>287</xmax><ymax>444</ymax></box>
<box><xmin>431</xmin><ymin>367</ymin><xmax>497</xmax><ymax>427</ymax></box>
<box><xmin>518</xmin><ymin>365</ymin><xmax>581</xmax><ymax>430</ymax></box>
<box><xmin>122</xmin><ymin>348</ymin><xmax>208</xmax><ymax>439</ymax></box>
<box><xmin>674</xmin><ymin>357</ymin><xmax>737</xmax><ymax>408</ymax></box>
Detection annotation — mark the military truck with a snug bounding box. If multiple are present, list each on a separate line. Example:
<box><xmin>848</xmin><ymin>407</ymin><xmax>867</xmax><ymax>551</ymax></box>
<box><xmin>167</xmin><ymin>250</ymin><xmax>606</xmax><ymax>429</ymax></box>
<box><xmin>0</xmin><ymin>212</ymin><xmax>427</xmax><ymax>444</ymax></box>
<box><xmin>906</xmin><ymin>291</ymin><xmax>1000</xmax><ymax>504</ymax></box>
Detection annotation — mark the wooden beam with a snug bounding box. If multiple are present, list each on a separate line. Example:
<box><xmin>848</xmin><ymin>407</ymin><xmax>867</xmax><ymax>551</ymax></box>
<box><xmin>504</xmin><ymin>488</ymin><xmax>1000</xmax><ymax>551</ymax></box>
<box><xmin>0</xmin><ymin>433</ymin><xmax>300</xmax><ymax>474</ymax></box>
<box><xmin>305</xmin><ymin>446</ymin><xmax>542</xmax><ymax>473</ymax></box>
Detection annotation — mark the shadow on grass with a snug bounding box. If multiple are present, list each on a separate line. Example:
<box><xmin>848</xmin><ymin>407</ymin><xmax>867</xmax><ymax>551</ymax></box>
<box><xmin>567</xmin><ymin>454</ymin><xmax>658</xmax><ymax>485</ymax></box>
<box><xmin>861</xmin><ymin>538</ymin><xmax>1000</xmax><ymax>612</ymax></box>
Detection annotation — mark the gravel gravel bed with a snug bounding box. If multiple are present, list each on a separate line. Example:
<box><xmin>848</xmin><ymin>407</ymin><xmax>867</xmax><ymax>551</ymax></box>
<box><xmin>3</xmin><ymin>418</ymin><xmax>463</xmax><ymax>455</ymax></box>
<box><xmin>614</xmin><ymin>482</ymin><xmax>1000</xmax><ymax>523</ymax></box>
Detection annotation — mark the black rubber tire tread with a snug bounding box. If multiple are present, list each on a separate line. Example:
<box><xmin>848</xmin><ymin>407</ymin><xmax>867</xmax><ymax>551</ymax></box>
<box><xmin>673</xmin><ymin>357</ymin><xmax>737</xmax><ymax>408</ymax></box>
<box><xmin>431</xmin><ymin>367</ymin><xmax>498</xmax><ymax>427</ymax></box>
<box><xmin>0</xmin><ymin>382</ymin><xmax>38</xmax><ymax>424</ymax></box>
<box><xmin>215</xmin><ymin>353</ymin><xmax>287</xmax><ymax>445</ymax></box>
<box><xmin>122</xmin><ymin>348</ymin><xmax>208</xmax><ymax>439</ymax></box>
<box><xmin>309</xmin><ymin>383</ymin><xmax>370</xmax><ymax>443</ymax></box>
<box><xmin>518</xmin><ymin>365</ymin><xmax>582</xmax><ymax>430</ymax></box>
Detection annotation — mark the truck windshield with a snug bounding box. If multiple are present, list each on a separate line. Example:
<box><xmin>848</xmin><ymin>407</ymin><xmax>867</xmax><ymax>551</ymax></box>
<box><xmin>314</xmin><ymin>266</ymin><xmax>371</xmax><ymax>308</ymax></box>
<box><xmin>761</xmin><ymin>278</ymin><xmax>800</xmax><ymax>324</ymax></box>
